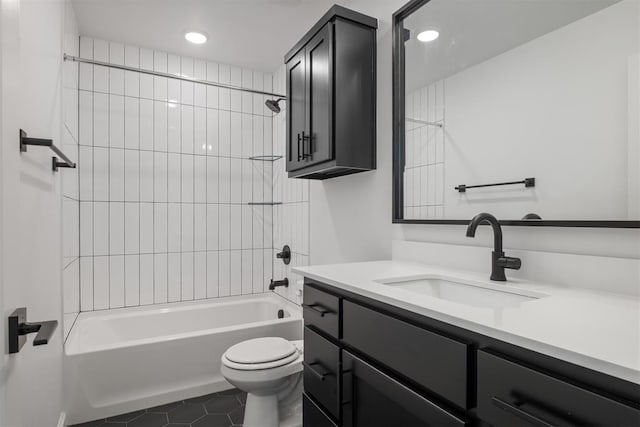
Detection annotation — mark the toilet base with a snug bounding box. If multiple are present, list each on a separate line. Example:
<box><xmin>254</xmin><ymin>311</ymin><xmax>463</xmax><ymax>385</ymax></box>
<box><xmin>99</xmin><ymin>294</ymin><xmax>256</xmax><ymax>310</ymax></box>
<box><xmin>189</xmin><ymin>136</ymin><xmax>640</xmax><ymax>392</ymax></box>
<box><xmin>243</xmin><ymin>392</ymin><xmax>302</xmax><ymax>427</ymax></box>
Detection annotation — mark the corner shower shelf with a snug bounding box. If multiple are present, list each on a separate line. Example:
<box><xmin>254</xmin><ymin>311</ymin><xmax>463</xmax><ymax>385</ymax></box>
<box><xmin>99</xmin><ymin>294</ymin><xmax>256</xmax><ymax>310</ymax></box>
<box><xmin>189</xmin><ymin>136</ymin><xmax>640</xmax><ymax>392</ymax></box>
<box><xmin>248</xmin><ymin>155</ymin><xmax>283</xmax><ymax>161</ymax></box>
<box><xmin>247</xmin><ymin>202</ymin><xmax>283</xmax><ymax>206</ymax></box>
<box><xmin>406</xmin><ymin>117</ymin><xmax>444</xmax><ymax>128</ymax></box>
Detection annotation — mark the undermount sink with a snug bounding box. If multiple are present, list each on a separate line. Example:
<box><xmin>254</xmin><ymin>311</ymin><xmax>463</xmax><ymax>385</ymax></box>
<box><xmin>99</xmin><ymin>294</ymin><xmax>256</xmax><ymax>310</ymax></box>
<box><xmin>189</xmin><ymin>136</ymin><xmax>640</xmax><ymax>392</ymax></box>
<box><xmin>376</xmin><ymin>275</ymin><xmax>545</xmax><ymax>309</ymax></box>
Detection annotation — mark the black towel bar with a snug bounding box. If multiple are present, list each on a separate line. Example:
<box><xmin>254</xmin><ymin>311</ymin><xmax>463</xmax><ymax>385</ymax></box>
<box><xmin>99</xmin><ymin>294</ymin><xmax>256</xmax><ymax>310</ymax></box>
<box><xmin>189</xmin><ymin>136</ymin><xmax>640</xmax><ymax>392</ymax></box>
<box><xmin>19</xmin><ymin>129</ymin><xmax>76</xmax><ymax>172</ymax></box>
<box><xmin>456</xmin><ymin>177</ymin><xmax>535</xmax><ymax>193</ymax></box>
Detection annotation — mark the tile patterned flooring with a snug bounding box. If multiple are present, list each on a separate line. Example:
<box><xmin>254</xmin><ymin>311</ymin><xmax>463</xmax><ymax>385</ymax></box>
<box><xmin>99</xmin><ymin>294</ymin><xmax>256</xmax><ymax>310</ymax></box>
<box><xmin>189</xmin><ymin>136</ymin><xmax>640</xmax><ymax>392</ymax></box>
<box><xmin>72</xmin><ymin>389</ymin><xmax>247</xmax><ymax>427</ymax></box>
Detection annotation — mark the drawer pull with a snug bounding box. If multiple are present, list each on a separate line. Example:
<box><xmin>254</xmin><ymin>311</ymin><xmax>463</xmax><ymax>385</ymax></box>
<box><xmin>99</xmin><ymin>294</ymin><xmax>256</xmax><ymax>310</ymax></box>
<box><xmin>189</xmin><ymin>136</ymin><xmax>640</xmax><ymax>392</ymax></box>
<box><xmin>492</xmin><ymin>397</ymin><xmax>555</xmax><ymax>427</ymax></box>
<box><xmin>303</xmin><ymin>303</ymin><xmax>334</xmax><ymax>317</ymax></box>
<box><xmin>304</xmin><ymin>361</ymin><xmax>329</xmax><ymax>380</ymax></box>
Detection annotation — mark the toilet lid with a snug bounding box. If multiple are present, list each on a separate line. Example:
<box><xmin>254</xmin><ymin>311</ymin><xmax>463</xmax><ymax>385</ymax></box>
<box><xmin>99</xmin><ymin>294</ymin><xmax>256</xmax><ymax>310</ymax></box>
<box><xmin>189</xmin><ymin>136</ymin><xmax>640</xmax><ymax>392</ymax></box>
<box><xmin>225</xmin><ymin>337</ymin><xmax>297</xmax><ymax>364</ymax></box>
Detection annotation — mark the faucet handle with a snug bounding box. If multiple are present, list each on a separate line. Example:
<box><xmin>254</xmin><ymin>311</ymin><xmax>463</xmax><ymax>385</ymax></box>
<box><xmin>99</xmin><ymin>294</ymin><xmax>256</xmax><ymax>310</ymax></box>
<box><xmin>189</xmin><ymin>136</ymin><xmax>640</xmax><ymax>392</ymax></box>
<box><xmin>497</xmin><ymin>256</ymin><xmax>521</xmax><ymax>270</ymax></box>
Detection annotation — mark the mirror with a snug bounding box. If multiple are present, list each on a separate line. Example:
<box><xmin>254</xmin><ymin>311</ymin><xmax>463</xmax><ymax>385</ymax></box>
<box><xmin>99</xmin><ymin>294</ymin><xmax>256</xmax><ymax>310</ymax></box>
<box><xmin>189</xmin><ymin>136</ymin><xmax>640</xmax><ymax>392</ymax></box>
<box><xmin>392</xmin><ymin>0</ymin><xmax>640</xmax><ymax>227</ymax></box>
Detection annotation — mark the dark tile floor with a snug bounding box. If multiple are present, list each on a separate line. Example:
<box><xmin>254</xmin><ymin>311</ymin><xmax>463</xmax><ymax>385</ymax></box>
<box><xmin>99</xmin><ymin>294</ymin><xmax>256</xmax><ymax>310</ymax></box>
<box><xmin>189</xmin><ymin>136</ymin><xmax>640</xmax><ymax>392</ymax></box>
<box><xmin>72</xmin><ymin>389</ymin><xmax>247</xmax><ymax>427</ymax></box>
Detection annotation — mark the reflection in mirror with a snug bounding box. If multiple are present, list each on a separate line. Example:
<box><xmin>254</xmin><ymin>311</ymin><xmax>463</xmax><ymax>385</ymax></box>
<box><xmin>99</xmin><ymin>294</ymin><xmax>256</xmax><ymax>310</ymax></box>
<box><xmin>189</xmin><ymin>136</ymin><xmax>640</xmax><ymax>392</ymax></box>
<box><xmin>399</xmin><ymin>0</ymin><xmax>639</xmax><ymax>222</ymax></box>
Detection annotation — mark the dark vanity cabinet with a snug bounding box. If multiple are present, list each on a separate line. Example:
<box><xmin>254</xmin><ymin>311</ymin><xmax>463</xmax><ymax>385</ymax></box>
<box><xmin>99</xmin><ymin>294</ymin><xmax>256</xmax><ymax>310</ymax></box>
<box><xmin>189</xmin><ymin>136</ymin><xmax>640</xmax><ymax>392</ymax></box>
<box><xmin>301</xmin><ymin>278</ymin><xmax>640</xmax><ymax>427</ymax></box>
<box><xmin>284</xmin><ymin>6</ymin><xmax>377</xmax><ymax>180</ymax></box>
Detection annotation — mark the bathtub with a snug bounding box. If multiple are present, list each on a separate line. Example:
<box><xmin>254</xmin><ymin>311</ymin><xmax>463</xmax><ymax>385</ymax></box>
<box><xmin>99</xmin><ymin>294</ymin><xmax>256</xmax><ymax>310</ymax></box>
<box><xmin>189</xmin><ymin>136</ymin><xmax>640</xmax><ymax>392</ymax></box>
<box><xmin>64</xmin><ymin>293</ymin><xmax>302</xmax><ymax>424</ymax></box>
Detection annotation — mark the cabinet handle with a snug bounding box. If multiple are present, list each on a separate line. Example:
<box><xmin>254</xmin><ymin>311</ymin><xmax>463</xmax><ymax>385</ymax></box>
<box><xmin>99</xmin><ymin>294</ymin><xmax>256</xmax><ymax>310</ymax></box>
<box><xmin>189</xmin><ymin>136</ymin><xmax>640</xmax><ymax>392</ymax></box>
<box><xmin>301</xmin><ymin>131</ymin><xmax>311</xmax><ymax>159</ymax></box>
<box><xmin>492</xmin><ymin>397</ymin><xmax>556</xmax><ymax>427</ymax></box>
<box><xmin>297</xmin><ymin>133</ymin><xmax>302</xmax><ymax>161</ymax></box>
<box><xmin>303</xmin><ymin>361</ymin><xmax>328</xmax><ymax>380</ymax></box>
<box><xmin>302</xmin><ymin>303</ymin><xmax>334</xmax><ymax>317</ymax></box>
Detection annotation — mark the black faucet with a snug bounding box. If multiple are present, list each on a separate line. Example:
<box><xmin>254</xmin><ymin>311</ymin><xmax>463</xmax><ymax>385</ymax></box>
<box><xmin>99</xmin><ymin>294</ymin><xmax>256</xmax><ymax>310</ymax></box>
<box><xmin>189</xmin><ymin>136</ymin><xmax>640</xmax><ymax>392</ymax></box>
<box><xmin>269</xmin><ymin>278</ymin><xmax>289</xmax><ymax>291</ymax></box>
<box><xmin>466</xmin><ymin>213</ymin><xmax>521</xmax><ymax>281</ymax></box>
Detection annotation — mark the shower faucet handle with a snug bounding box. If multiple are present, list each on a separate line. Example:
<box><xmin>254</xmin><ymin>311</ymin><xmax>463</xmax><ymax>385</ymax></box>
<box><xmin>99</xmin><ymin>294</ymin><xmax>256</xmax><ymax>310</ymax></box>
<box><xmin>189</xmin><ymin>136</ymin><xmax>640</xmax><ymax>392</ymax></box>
<box><xmin>276</xmin><ymin>245</ymin><xmax>291</xmax><ymax>265</ymax></box>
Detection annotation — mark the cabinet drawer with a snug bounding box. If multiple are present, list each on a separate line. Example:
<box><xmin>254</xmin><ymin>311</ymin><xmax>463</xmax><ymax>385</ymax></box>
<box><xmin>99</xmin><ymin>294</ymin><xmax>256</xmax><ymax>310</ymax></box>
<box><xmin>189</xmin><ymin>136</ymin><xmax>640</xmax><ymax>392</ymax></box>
<box><xmin>478</xmin><ymin>350</ymin><xmax>640</xmax><ymax>427</ymax></box>
<box><xmin>342</xmin><ymin>300</ymin><xmax>470</xmax><ymax>409</ymax></box>
<box><xmin>303</xmin><ymin>284</ymin><xmax>340</xmax><ymax>339</ymax></box>
<box><xmin>304</xmin><ymin>327</ymin><xmax>340</xmax><ymax>419</ymax></box>
<box><xmin>303</xmin><ymin>393</ymin><xmax>338</xmax><ymax>427</ymax></box>
<box><xmin>342</xmin><ymin>350</ymin><xmax>467</xmax><ymax>427</ymax></box>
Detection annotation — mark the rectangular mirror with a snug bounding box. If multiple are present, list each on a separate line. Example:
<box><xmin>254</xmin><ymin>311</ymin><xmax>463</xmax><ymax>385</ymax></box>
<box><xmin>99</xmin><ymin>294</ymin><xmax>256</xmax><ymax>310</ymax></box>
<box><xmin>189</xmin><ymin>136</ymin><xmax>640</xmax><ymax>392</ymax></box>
<box><xmin>392</xmin><ymin>0</ymin><xmax>640</xmax><ymax>227</ymax></box>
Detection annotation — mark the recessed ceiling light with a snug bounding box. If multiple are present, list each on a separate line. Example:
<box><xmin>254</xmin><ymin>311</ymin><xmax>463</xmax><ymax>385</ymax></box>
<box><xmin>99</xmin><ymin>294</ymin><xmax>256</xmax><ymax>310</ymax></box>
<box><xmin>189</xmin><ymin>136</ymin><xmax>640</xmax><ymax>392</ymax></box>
<box><xmin>185</xmin><ymin>31</ymin><xmax>207</xmax><ymax>45</ymax></box>
<box><xmin>417</xmin><ymin>30</ymin><xmax>439</xmax><ymax>43</ymax></box>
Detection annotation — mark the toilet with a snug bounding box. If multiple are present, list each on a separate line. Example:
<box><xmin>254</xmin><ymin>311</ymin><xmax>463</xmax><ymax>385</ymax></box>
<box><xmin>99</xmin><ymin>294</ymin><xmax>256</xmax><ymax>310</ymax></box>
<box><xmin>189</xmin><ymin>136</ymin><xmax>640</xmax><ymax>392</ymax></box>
<box><xmin>221</xmin><ymin>337</ymin><xmax>304</xmax><ymax>427</ymax></box>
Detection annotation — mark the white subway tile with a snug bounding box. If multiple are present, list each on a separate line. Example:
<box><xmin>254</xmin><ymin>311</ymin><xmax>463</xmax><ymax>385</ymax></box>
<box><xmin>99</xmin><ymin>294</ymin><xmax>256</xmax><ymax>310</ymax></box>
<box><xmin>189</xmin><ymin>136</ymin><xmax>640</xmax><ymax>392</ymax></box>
<box><xmin>94</xmin><ymin>256</ymin><xmax>109</xmax><ymax>310</ymax></box>
<box><xmin>168</xmin><ymin>253</ymin><xmax>181</xmax><ymax>302</ymax></box>
<box><xmin>252</xmin><ymin>249</ymin><xmax>263</xmax><ymax>293</ymax></box>
<box><xmin>140</xmin><ymin>203</ymin><xmax>154</xmax><ymax>253</ymax></box>
<box><xmin>79</xmin><ymin>146</ymin><xmax>93</xmax><ymax>200</ymax></box>
<box><xmin>242</xmin><ymin>251</ymin><xmax>252</xmax><ymax>294</ymax></box>
<box><xmin>181</xmin><ymin>155</ymin><xmax>194</xmax><ymax>203</ymax></box>
<box><xmin>79</xmin><ymin>91</ymin><xmax>92</xmax><ymax>146</ymax></box>
<box><xmin>194</xmin><ymin>156</ymin><xmax>206</xmax><ymax>203</ymax></box>
<box><xmin>139</xmin><ymin>151</ymin><xmax>154</xmax><ymax>202</ymax></box>
<box><xmin>109</xmin><ymin>43</ymin><xmax>125</xmax><ymax>95</ymax></box>
<box><xmin>218</xmin><ymin>157</ymin><xmax>231</xmax><ymax>203</ymax></box>
<box><xmin>124</xmin><ymin>150</ymin><xmax>139</xmax><ymax>202</ymax></box>
<box><xmin>242</xmin><ymin>205</ymin><xmax>252</xmax><ymax>249</ymax></box>
<box><xmin>167</xmin><ymin>153</ymin><xmax>181</xmax><ymax>202</ymax></box>
<box><xmin>218</xmin><ymin>251</ymin><xmax>231</xmax><ymax>297</ymax></box>
<box><xmin>153</xmin><ymin>51</ymin><xmax>168</xmax><ymax>100</ymax></box>
<box><xmin>230</xmin><ymin>112</ymin><xmax>242</xmax><ymax>158</ymax></box>
<box><xmin>230</xmin><ymin>205</ymin><xmax>241</xmax><ymax>250</ymax></box>
<box><xmin>167</xmin><ymin>104</ymin><xmax>180</xmax><ymax>153</ymax></box>
<box><xmin>154</xmin><ymin>152</ymin><xmax>168</xmax><ymax>202</ymax></box>
<box><xmin>93</xmin><ymin>93</ymin><xmax>109</xmax><ymax>147</ymax></box>
<box><xmin>241</xmin><ymin>160</ymin><xmax>252</xmax><ymax>204</ymax></box>
<box><xmin>194</xmin><ymin>252</ymin><xmax>207</xmax><ymax>299</ymax></box>
<box><xmin>154</xmin><ymin>101</ymin><xmax>168</xmax><ymax>151</ymax></box>
<box><xmin>80</xmin><ymin>256</ymin><xmax>94</xmax><ymax>311</ymax></box>
<box><xmin>109</xmin><ymin>255</ymin><xmax>125</xmax><ymax>308</ymax></box>
<box><xmin>207</xmin><ymin>109</ymin><xmax>219</xmax><ymax>156</ymax></box>
<box><xmin>194</xmin><ymin>204</ymin><xmax>206</xmax><ymax>251</ymax></box>
<box><xmin>124</xmin><ymin>97</ymin><xmax>139</xmax><ymax>149</ymax></box>
<box><xmin>93</xmin><ymin>202</ymin><xmax>109</xmax><ymax>256</ymax></box>
<box><xmin>194</xmin><ymin>107</ymin><xmax>206</xmax><ymax>155</ymax></box>
<box><xmin>181</xmin><ymin>105</ymin><xmax>194</xmax><ymax>154</ymax></box>
<box><xmin>263</xmin><ymin>249</ymin><xmax>272</xmax><ymax>293</ymax></box>
<box><xmin>139</xmin><ymin>99</ymin><xmax>154</xmax><ymax>150</ymax></box>
<box><xmin>252</xmin><ymin>206</ymin><xmax>263</xmax><ymax>249</ymax></box>
<box><xmin>167</xmin><ymin>54</ymin><xmax>181</xmax><ymax>103</ymax></box>
<box><xmin>181</xmin><ymin>252</ymin><xmax>194</xmax><ymax>300</ymax></box>
<box><xmin>154</xmin><ymin>203</ymin><xmax>168</xmax><ymax>253</ymax></box>
<box><xmin>219</xmin><ymin>110</ymin><xmax>230</xmax><ymax>156</ymax></box>
<box><xmin>125</xmin><ymin>254</ymin><xmax>140</xmax><ymax>307</ymax></box>
<box><xmin>206</xmin><ymin>204</ymin><xmax>219</xmax><ymax>250</ymax></box>
<box><xmin>230</xmin><ymin>158</ymin><xmax>242</xmax><ymax>204</ymax></box>
<box><xmin>140</xmin><ymin>254</ymin><xmax>154</xmax><ymax>304</ymax></box>
<box><xmin>206</xmin><ymin>157</ymin><xmax>219</xmax><ymax>203</ymax></box>
<box><xmin>181</xmin><ymin>57</ymin><xmax>194</xmax><ymax>105</ymax></box>
<box><xmin>125</xmin><ymin>203</ymin><xmax>140</xmax><ymax>254</ymax></box>
<box><xmin>124</xmin><ymin>46</ymin><xmax>140</xmax><ymax>97</ymax></box>
<box><xmin>109</xmin><ymin>148</ymin><xmax>125</xmax><ymax>201</ymax></box>
<box><xmin>109</xmin><ymin>202</ymin><xmax>125</xmax><ymax>254</ymax></box>
<box><xmin>219</xmin><ymin>205</ymin><xmax>230</xmax><ymax>250</ymax></box>
<box><xmin>207</xmin><ymin>251</ymin><xmax>219</xmax><ymax>297</ymax></box>
<box><xmin>181</xmin><ymin>204</ymin><xmax>194</xmax><ymax>251</ymax></box>
<box><xmin>167</xmin><ymin>203</ymin><xmax>181</xmax><ymax>252</ymax></box>
<box><xmin>154</xmin><ymin>253</ymin><xmax>168</xmax><ymax>303</ymax></box>
<box><xmin>80</xmin><ymin>202</ymin><xmax>93</xmax><ymax>256</ymax></box>
<box><xmin>230</xmin><ymin>250</ymin><xmax>241</xmax><ymax>295</ymax></box>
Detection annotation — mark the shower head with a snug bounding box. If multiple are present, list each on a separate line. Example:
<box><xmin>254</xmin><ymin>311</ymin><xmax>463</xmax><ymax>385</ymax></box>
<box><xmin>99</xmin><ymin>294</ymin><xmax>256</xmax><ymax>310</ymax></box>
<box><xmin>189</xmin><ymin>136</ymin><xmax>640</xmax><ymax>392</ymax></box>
<box><xmin>265</xmin><ymin>97</ymin><xmax>285</xmax><ymax>114</ymax></box>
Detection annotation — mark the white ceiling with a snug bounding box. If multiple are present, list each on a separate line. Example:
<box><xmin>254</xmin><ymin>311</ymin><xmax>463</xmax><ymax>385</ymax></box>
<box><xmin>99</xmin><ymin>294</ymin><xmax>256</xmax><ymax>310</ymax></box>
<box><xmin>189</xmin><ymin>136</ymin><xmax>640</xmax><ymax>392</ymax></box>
<box><xmin>404</xmin><ymin>0</ymin><xmax>621</xmax><ymax>91</ymax></box>
<box><xmin>70</xmin><ymin>0</ymin><xmax>351</xmax><ymax>72</ymax></box>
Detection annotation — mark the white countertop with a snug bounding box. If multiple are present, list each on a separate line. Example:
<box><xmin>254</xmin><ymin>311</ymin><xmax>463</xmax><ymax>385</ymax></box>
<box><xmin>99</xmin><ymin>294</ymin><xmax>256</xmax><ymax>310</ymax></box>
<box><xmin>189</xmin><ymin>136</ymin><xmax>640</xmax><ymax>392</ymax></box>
<box><xmin>293</xmin><ymin>260</ymin><xmax>640</xmax><ymax>385</ymax></box>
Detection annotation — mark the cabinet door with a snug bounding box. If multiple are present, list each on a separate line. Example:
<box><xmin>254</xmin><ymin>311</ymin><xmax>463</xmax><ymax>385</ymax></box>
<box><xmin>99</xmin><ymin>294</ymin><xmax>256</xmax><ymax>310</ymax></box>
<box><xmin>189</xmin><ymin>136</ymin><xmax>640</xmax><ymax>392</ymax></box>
<box><xmin>286</xmin><ymin>49</ymin><xmax>306</xmax><ymax>172</ymax></box>
<box><xmin>304</xmin><ymin>22</ymin><xmax>333</xmax><ymax>167</ymax></box>
<box><xmin>341</xmin><ymin>351</ymin><xmax>468</xmax><ymax>427</ymax></box>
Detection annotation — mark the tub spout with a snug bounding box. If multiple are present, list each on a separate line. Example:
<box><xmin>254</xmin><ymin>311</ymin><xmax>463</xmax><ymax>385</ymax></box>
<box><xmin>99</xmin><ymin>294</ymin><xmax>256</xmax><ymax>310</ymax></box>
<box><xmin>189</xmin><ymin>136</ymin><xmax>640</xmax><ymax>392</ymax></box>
<box><xmin>269</xmin><ymin>278</ymin><xmax>289</xmax><ymax>291</ymax></box>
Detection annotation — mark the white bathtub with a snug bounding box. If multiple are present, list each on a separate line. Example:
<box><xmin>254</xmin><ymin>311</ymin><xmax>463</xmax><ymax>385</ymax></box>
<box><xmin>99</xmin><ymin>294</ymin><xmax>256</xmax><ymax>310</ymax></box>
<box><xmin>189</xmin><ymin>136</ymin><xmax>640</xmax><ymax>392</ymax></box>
<box><xmin>64</xmin><ymin>293</ymin><xmax>302</xmax><ymax>425</ymax></box>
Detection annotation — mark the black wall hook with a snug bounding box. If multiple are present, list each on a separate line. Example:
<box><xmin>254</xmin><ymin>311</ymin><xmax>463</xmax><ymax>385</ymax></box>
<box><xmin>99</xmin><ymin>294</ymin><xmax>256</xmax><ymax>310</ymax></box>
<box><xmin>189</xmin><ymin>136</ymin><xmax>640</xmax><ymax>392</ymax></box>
<box><xmin>8</xmin><ymin>308</ymin><xmax>58</xmax><ymax>354</ymax></box>
<box><xmin>20</xmin><ymin>129</ymin><xmax>76</xmax><ymax>172</ymax></box>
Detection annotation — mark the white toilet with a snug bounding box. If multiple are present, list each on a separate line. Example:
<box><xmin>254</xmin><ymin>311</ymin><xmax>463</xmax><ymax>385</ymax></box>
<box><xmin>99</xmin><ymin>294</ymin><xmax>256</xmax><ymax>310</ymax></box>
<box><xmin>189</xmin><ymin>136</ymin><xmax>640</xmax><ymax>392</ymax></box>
<box><xmin>221</xmin><ymin>337</ymin><xmax>304</xmax><ymax>427</ymax></box>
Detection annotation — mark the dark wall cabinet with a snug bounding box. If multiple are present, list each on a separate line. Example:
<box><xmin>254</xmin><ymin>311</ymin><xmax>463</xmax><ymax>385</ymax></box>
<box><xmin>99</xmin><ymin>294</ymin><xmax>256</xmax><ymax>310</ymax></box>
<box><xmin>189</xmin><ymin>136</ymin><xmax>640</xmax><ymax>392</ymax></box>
<box><xmin>284</xmin><ymin>6</ymin><xmax>377</xmax><ymax>179</ymax></box>
<box><xmin>301</xmin><ymin>278</ymin><xmax>640</xmax><ymax>427</ymax></box>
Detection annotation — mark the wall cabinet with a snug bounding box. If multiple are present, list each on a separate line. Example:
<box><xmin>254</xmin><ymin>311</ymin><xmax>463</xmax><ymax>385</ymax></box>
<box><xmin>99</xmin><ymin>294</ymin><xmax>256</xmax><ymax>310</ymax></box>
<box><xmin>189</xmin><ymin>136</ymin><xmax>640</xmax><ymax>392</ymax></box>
<box><xmin>301</xmin><ymin>278</ymin><xmax>640</xmax><ymax>426</ymax></box>
<box><xmin>284</xmin><ymin>6</ymin><xmax>377</xmax><ymax>179</ymax></box>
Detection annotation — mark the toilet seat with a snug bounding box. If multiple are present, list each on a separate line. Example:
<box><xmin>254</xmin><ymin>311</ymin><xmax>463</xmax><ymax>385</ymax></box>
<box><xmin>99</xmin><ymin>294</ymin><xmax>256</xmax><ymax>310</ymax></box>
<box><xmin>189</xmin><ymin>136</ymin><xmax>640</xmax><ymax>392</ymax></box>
<box><xmin>223</xmin><ymin>337</ymin><xmax>302</xmax><ymax>371</ymax></box>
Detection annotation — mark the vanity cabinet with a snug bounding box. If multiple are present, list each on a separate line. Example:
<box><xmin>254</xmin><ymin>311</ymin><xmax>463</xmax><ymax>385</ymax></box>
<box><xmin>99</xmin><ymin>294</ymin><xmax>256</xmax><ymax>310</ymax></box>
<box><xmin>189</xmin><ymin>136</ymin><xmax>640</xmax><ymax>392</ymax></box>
<box><xmin>301</xmin><ymin>278</ymin><xmax>640</xmax><ymax>427</ymax></box>
<box><xmin>284</xmin><ymin>5</ymin><xmax>377</xmax><ymax>180</ymax></box>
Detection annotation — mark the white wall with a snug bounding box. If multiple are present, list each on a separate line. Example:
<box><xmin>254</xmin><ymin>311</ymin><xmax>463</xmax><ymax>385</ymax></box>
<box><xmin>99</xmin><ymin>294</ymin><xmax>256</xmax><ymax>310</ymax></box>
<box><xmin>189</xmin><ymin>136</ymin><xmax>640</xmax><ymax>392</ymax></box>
<box><xmin>307</xmin><ymin>0</ymin><xmax>640</xmax><ymax>282</ymax></box>
<box><xmin>76</xmin><ymin>37</ymin><xmax>276</xmax><ymax>311</ymax></box>
<box><xmin>0</xmin><ymin>0</ymin><xmax>66</xmax><ymax>425</ymax></box>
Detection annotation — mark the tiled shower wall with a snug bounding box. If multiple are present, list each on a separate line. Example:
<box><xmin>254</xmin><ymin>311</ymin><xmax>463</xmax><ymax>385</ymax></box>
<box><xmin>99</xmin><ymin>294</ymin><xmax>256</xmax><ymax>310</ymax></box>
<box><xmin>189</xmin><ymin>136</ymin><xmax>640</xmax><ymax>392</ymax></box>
<box><xmin>77</xmin><ymin>37</ymin><xmax>277</xmax><ymax>311</ymax></box>
<box><xmin>271</xmin><ymin>66</ymin><xmax>310</xmax><ymax>306</ymax></box>
<box><xmin>62</xmin><ymin>3</ymin><xmax>80</xmax><ymax>333</ymax></box>
<box><xmin>404</xmin><ymin>80</ymin><xmax>445</xmax><ymax>219</ymax></box>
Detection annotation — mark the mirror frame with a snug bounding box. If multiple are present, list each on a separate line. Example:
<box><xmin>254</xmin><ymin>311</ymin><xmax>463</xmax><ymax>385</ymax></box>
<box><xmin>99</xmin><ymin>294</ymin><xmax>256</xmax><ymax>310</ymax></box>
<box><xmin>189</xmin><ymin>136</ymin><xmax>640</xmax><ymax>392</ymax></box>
<box><xmin>392</xmin><ymin>0</ymin><xmax>640</xmax><ymax>228</ymax></box>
